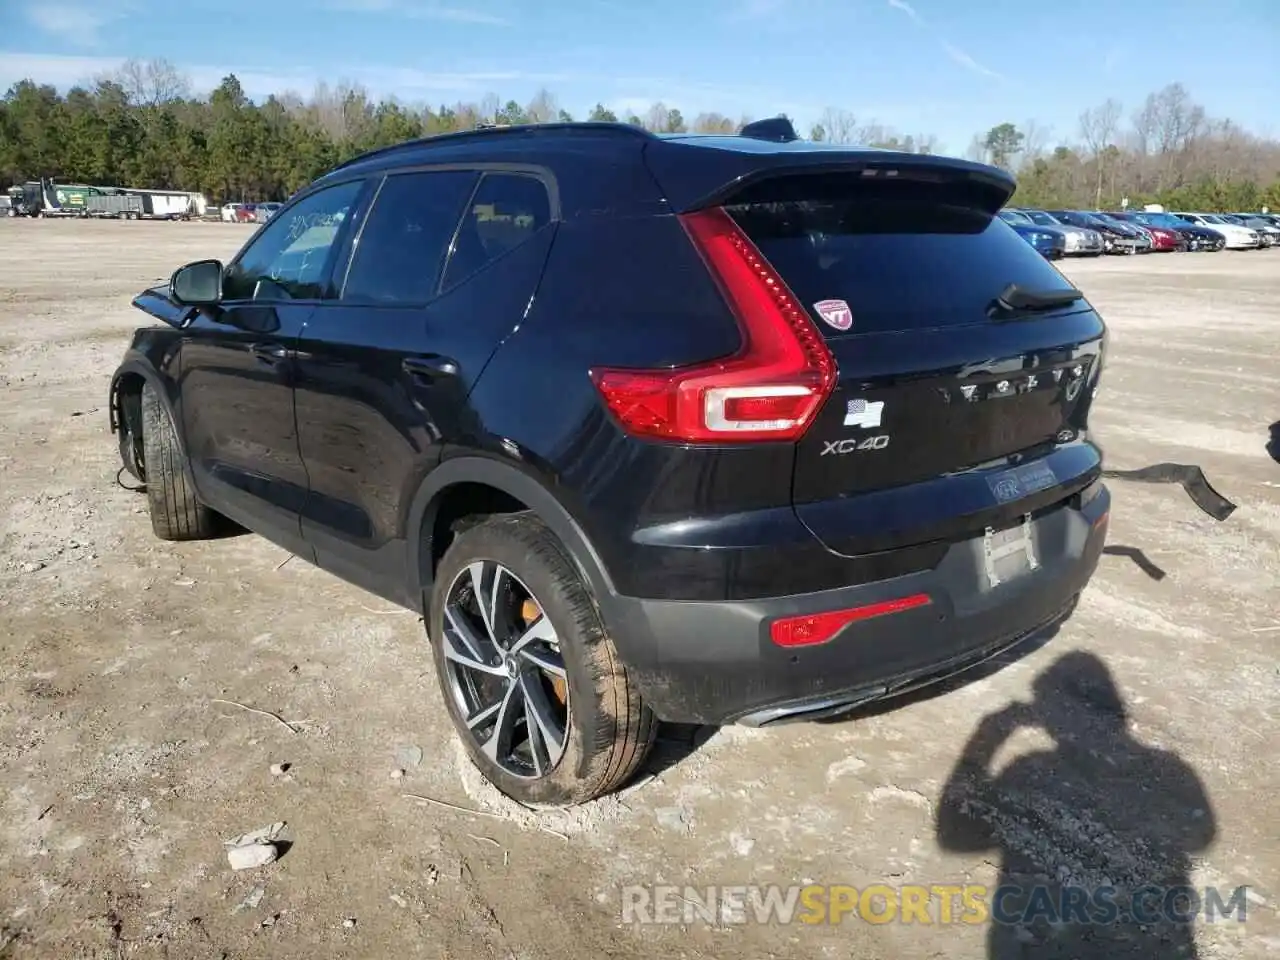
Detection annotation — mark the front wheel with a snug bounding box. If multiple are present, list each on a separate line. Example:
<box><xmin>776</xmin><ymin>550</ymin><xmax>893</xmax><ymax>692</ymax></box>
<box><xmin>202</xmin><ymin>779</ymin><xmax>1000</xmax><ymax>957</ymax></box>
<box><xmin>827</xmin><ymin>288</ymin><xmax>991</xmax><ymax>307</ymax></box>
<box><xmin>429</xmin><ymin>514</ymin><xmax>656</xmax><ymax>805</ymax></box>
<box><xmin>140</xmin><ymin>382</ymin><xmax>218</xmax><ymax>541</ymax></box>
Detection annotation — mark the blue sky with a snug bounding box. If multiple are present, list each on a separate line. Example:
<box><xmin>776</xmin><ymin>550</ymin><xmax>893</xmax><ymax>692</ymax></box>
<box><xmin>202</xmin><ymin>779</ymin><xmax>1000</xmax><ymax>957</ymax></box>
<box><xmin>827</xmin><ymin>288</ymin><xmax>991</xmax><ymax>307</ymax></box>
<box><xmin>1</xmin><ymin>0</ymin><xmax>1276</xmax><ymax>152</ymax></box>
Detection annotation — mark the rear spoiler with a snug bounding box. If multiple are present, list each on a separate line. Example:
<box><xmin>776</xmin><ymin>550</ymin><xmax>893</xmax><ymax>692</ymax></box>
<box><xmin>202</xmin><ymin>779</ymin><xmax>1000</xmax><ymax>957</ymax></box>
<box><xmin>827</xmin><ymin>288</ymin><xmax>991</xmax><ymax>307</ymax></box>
<box><xmin>641</xmin><ymin>138</ymin><xmax>1016</xmax><ymax>214</ymax></box>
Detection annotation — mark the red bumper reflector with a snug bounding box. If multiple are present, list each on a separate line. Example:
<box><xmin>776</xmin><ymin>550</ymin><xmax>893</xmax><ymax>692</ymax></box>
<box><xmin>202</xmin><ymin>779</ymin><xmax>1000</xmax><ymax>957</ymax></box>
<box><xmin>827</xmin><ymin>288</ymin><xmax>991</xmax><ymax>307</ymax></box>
<box><xmin>769</xmin><ymin>593</ymin><xmax>933</xmax><ymax>648</ymax></box>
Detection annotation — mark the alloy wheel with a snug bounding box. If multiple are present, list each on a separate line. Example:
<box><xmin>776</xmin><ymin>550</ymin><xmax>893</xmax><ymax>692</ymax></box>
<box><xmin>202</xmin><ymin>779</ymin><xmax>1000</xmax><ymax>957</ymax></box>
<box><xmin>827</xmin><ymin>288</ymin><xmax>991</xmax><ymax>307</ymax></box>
<box><xmin>441</xmin><ymin>560</ymin><xmax>570</xmax><ymax>778</ymax></box>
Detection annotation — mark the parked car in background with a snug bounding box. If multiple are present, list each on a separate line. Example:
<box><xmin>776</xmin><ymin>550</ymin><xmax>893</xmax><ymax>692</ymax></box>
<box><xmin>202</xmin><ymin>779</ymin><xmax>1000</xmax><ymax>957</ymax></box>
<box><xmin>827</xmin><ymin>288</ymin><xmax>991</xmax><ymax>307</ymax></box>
<box><xmin>1048</xmin><ymin>210</ymin><xmax>1140</xmax><ymax>254</ymax></box>
<box><xmin>107</xmin><ymin>120</ymin><xmax>1111</xmax><ymax>804</ymax></box>
<box><xmin>220</xmin><ymin>203</ymin><xmax>243</xmax><ymax>222</ymax></box>
<box><xmin>1101</xmin><ymin>212</ymin><xmax>1183</xmax><ymax>252</ymax></box>
<box><xmin>1222</xmin><ymin>214</ymin><xmax>1279</xmax><ymax>247</ymax></box>
<box><xmin>1172</xmin><ymin>213</ymin><xmax>1261</xmax><ymax>249</ymax></box>
<box><xmin>1014</xmin><ymin>208</ymin><xmax>1104</xmax><ymax>256</ymax></box>
<box><xmin>998</xmin><ymin>209</ymin><xmax>1067</xmax><ymax>259</ymax></box>
<box><xmin>253</xmin><ymin>202</ymin><xmax>283</xmax><ymax>223</ymax></box>
<box><xmin>1086</xmin><ymin>213</ymin><xmax>1155</xmax><ymax>253</ymax></box>
<box><xmin>1119</xmin><ymin>211</ymin><xmax>1224</xmax><ymax>252</ymax></box>
<box><xmin>234</xmin><ymin>203</ymin><xmax>259</xmax><ymax>223</ymax></box>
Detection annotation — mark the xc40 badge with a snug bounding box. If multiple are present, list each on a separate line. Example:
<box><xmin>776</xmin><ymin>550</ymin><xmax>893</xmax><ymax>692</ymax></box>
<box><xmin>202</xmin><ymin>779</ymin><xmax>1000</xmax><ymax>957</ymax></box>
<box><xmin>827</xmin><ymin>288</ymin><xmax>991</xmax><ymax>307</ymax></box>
<box><xmin>822</xmin><ymin>435</ymin><xmax>890</xmax><ymax>456</ymax></box>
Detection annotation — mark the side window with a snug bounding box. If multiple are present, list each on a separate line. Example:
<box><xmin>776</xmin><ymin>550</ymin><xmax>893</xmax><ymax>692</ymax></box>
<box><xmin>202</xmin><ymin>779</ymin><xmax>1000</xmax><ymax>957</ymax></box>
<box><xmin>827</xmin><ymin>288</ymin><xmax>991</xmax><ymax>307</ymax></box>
<box><xmin>441</xmin><ymin>173</ymin><xmax>552</xmax><ymax>291</ymax></box>
<box><xmin>341</xmin><ymin>170</ymin><xmax>477</xmax><ymax>304</ymax></box>
<box><xmin>222</xmin><ymin>180</ymin><xmax>363</xmax><ymax>301</ymax></box>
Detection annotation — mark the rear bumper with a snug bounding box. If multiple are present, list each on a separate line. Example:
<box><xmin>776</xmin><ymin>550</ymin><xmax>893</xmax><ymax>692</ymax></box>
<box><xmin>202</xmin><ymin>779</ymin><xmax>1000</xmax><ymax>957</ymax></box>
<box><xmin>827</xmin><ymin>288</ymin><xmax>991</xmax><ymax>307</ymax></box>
<box><xmin>609</xmin><ymin>485</ymin><xmax>1110</xmax><ymax>725</ymax></box>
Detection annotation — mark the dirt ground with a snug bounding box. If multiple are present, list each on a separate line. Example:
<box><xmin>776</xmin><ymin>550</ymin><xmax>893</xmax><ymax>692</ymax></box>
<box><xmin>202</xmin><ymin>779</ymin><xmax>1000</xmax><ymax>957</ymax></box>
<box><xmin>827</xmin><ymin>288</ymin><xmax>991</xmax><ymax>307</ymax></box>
<box><xmin>1</xmin><ymin>220</ymin><xmax>1276</xmax><ymax>959</ymax></box>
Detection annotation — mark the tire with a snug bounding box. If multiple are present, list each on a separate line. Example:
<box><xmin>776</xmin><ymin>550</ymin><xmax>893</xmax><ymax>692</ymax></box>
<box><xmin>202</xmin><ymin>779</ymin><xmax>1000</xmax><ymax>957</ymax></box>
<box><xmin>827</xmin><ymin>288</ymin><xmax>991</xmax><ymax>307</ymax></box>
<box><xmin>141</xmin><ymin>382</ymin><xmax>217</xmax><ymax>540</ymax></box>
<box><xmin>429</xmin><ymin>513</ymin><xmax>656</xmax><ymax>805</ymax></box>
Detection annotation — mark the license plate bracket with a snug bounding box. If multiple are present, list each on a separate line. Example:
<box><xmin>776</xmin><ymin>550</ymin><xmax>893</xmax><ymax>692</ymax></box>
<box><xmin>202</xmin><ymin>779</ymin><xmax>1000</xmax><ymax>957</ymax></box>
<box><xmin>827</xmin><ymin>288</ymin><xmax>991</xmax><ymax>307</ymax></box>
<box><xmin>982</xmin><ymin>514</ymin><xmax>1039</xmax><ymax>588</ymax></box>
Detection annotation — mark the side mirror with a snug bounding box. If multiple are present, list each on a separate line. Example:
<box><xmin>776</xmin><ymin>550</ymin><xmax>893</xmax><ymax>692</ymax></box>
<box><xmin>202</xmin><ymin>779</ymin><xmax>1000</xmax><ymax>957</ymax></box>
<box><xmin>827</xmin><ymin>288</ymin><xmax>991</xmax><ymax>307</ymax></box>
<box><xmin>170</xmin><ymin>259</ymin><xmax>223</xmax><ymax>306</ymax></box>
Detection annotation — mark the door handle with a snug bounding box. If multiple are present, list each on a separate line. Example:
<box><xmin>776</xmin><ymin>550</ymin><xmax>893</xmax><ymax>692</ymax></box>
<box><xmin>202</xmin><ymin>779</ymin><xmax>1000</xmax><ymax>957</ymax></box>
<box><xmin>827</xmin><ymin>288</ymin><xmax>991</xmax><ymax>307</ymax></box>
<box><xmin>251</xmin><ymin>343</ymin><xmax>289</xmax><ymax>364</ymax></box>
<box><xmin>403</xmin><ymin>356</ymin><xmax>459</xmax><ymax>380</ymax></box>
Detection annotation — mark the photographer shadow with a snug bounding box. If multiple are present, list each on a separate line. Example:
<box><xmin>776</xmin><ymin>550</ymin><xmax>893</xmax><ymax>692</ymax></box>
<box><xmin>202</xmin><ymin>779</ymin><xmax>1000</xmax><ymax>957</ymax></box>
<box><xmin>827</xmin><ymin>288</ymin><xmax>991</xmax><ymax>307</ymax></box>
<box><xmin>935</xmin><ymin>651</ymin><xmax>1217</xmax><ymax>958</ymax></box>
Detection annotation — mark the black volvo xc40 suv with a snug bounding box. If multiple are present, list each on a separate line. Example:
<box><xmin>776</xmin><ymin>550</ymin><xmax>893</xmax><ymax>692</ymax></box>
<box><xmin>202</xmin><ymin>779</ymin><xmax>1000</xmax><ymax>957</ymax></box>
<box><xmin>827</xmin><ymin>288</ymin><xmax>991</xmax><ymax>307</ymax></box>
<box><xmin>109</xmin><ymin>119</ymin><xmax>1110</xmax><ymax>805</ymax></box>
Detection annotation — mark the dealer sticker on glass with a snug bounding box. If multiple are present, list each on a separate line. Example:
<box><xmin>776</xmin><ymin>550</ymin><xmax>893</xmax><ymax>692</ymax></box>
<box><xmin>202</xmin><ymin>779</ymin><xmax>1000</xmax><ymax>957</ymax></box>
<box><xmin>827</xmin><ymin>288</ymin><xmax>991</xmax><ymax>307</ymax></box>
<box><xmin>986</xmin><ymin>461</ymin><xmax>1059</xmax><ymax>505</ymax></box>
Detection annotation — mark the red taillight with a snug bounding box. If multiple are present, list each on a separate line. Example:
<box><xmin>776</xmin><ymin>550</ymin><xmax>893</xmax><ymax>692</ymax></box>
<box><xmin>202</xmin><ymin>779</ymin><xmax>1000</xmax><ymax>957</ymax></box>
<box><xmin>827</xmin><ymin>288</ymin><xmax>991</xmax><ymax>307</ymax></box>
<box><xmin>589</xmin><ymin>207</ymin><xmax>836</xmax><ymax>443</ymax></box>
<box><xmin>769</xmin><ymin>594</ymin><xmax>933</xmax><ymax>648</ymax></box>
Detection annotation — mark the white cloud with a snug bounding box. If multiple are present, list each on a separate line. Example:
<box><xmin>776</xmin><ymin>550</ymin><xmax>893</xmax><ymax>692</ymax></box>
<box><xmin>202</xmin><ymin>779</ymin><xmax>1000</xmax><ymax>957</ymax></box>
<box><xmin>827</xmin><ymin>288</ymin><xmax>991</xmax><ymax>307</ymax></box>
<box><xmin>0</xmin><ymin>52</ymin><xmax>316</xmax><ymax>98</ymax></box>
<box><xmin>941</xmin><ymin>41</ymin><xmax>1003</xmax><ymax>81</ymax></box>
<box><xmin>0</xmin><ymin>51</ymin><xmax>120</xmax><ymax>88</ymax></box>
<box><xmin>326</xmin><ymin>0</ymin><xmax>512</xmax><ymax>26</ymax></box>
<box><xmin>0</xmin><ymin>51</ymin><xmax>572</xmax><ymax>101</ymax></box>
<box><xmin>885</xmin><ymin>0</ymin><xmax>1002</xmax><ymax>82</ymax></box>
<box><xmin>886</xmin><ymin>0</ymin><xmax>922</xmax><ymax>25</ymax></box>
<box><xmin>25</xmin><ymin>4</ymin><xmax>123</xmax><ymax>47</ymax></box>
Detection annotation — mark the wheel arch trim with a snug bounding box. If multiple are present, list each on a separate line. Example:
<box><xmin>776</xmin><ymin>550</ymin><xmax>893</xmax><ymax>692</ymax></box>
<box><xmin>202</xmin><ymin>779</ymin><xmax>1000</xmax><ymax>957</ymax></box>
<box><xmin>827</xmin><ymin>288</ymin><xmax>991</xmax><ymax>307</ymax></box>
<box><xmin>406</xmin><ymin>455</ymin><xmax>618</xmax><ymax>614</ymax></box>
<box><xmin>109</xmin><ymin>357</ymin><xmax>185</xmax><ymax>456</ymax></box>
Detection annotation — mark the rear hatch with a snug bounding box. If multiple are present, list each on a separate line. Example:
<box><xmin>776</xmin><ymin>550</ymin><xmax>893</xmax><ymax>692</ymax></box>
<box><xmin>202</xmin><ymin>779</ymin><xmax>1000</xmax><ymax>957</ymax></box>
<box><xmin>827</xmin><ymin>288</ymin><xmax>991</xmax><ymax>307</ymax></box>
<box><xmin>721</xmin><ymin>168</ymin><xmax>1105</xmax><ymax>553</ymax></box>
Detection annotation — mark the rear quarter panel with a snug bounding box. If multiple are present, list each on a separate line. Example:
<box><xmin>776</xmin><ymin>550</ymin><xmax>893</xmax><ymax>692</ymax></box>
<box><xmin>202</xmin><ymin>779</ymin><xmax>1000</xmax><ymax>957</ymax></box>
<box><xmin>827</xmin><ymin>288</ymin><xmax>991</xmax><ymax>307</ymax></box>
<box><xmin>465</xmin><ymin>212</ymin><xmax>804</xmax><ymax>600</ymax></box>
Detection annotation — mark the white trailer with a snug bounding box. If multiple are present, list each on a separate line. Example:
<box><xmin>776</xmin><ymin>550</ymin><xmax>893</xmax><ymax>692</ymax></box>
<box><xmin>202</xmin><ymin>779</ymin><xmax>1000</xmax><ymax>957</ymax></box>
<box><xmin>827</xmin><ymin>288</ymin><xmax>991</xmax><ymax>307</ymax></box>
<box><xmin>123</xmin><ymin>188</ymin><xmax>209</xmax><ymax>220</ymax></box>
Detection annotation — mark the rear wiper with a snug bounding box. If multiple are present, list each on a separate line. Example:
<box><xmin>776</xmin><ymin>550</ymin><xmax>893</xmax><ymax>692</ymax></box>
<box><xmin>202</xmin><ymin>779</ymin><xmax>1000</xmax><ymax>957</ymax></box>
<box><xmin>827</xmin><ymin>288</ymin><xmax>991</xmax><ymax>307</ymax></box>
<box><xmin>989</xmin><ymin>282</ymin><xmax>1083</xmax><ymax>319</ymax></box>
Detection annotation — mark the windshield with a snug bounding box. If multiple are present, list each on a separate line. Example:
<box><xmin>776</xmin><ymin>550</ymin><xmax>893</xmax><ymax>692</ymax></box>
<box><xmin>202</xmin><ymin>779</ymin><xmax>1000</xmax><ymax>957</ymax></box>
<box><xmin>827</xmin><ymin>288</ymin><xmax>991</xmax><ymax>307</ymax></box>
<box><xmin>1201</xmin><ymin>215</ymin><xmax>1225</xmax><ymax>224</ymax></box>
<box><xmin>1023</xmin><ymin>210</ymin><xmax>1060</xmax><ymax>226</ymax></box>
<box><xmin>999</xmin><ymin>209</ymin><xmax>1033</xmax><ymax>224</ymax></box>
<box><xmin>1136</xmin><ymin>213</ymin><xmax>1179</xmax><ymax>228</ymax></box>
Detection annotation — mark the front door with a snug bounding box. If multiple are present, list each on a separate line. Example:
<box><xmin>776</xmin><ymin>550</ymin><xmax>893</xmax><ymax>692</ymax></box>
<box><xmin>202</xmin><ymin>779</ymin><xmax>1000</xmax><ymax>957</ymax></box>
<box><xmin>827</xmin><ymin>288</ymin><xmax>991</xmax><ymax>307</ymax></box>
<box><xmin>179</xmin><ymin>178</ymin><xmax>367</xmax><ymax>554</ymax></box>
<box><xmin>293</xmin><ymin>169</ymin><xmax>556</xmax><ymax>606</ymax></box>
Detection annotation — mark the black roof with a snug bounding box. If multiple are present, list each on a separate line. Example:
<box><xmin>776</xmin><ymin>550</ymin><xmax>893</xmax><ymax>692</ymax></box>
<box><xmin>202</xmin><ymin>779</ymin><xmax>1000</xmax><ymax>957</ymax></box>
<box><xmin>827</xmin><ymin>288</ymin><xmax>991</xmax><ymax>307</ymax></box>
<box><xmin>312</xmin><ymin>120</ymin><xmax>1015</xmax><ymax>220</ymax></box>
<box><xmin>329</xmin><ymin>122</ymin><xmax>652</xmax><ymax>174</ymax></box>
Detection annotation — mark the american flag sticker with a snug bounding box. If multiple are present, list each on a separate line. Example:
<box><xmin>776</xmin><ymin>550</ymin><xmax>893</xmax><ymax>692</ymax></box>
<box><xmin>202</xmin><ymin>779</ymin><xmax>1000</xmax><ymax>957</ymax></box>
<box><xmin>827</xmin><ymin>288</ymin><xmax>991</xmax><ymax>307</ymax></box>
<box><xmin>813</xmin><ymin>298</ymin><xmax>853</xmax><ymax>331</ymax></box>
<box><xmin>844</xmin><ymin>398</ymin><xmax>885</xmax><ymax>429</ymax></box>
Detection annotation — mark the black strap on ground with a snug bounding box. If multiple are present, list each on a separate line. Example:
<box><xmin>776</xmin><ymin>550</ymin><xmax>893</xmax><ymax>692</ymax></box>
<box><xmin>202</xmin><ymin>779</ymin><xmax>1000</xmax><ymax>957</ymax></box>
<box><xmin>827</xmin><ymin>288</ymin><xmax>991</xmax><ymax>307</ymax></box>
<box><xmin>1100</xmin><ymin>464</ymin><xmax>1237</xmax><ymax>521</ymax></box>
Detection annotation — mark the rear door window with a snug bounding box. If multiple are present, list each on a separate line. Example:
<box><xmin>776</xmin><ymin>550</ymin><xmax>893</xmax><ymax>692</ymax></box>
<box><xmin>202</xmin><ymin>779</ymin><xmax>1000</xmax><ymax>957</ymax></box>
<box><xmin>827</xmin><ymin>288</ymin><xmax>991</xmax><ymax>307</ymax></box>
<box><xmin>341</xmin><ymin>170</ymin><xmax>478</xmax><ymax>304</ymax></box>
<box><xmin>729</xmin><ymin>190</ymin><xmax>1078</xmax><ymax>335</ymax></box>
<box><xmin>441</xmin><ymin>173</ymin><xmax>552</xmax><ymax>291</ymax></box>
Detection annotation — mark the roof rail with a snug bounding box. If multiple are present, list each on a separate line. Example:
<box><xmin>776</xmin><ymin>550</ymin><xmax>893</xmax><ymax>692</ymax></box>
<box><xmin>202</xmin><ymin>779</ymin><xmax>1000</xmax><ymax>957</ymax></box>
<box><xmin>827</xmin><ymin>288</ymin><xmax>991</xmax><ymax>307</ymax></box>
<box><xmin>329</xmin><ymin>121</ymin><xmax>656</xmax><ymax>173</ymax></box>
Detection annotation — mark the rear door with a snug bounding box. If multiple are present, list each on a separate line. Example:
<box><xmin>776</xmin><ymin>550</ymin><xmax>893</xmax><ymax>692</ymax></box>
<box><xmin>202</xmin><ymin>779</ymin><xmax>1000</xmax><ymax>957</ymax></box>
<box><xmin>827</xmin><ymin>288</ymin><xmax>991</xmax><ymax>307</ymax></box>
<box><xmin>292</xmin><ymin>168</ymin><xmax>557</xmax><ymax>605</ymax></box>
<box><xmin>724</xmin><ymin>175</ymin><xmax>1105</xmax><ymax>552</ymax></box>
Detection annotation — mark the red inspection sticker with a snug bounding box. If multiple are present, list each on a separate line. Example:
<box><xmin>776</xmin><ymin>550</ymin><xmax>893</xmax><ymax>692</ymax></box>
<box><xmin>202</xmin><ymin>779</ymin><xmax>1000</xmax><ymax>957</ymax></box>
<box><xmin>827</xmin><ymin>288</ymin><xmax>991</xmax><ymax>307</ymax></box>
<box><xmin>813</xmin><ymin>299</ymin><xmax>853</xmax><ymax>331</ymax></box>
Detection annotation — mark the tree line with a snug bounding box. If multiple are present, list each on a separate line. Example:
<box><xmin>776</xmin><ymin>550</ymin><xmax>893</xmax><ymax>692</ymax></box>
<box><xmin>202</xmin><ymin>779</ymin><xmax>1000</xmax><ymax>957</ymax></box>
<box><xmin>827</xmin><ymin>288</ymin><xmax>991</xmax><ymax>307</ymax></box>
<box><xmin>1</xmin><ymin>58</ymin><xmax>1276</xmax><ymax>212</ymax></box>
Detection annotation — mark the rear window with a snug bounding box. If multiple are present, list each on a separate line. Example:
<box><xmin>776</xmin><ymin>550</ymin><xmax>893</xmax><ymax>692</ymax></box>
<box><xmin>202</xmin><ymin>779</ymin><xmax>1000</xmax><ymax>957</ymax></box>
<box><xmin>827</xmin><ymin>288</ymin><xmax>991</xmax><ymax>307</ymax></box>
<box><xmin>729</xmin><ymin>195</ymin><xmax>1079</xmax><ymax>335</ymax></box>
